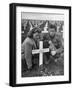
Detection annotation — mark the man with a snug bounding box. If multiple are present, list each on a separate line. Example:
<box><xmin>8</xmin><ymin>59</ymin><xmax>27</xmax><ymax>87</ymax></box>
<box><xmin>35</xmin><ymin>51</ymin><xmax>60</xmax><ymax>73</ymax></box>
<box><xmin>39</xmin><ymin>24</ymin><xmax>64</xmax><ymax>76</ymax></box>
<box><xmin>48</xmin><ymin>24</ymin><xmax>64</xmax><ymax>63</ymax></box>
<box><xmin>21</xmin><ymin>27</ymin><xmax>40</xmax><ymax>72</ymax></box>
<box><xmin>42</xmin><ymin>24</ymin><xmax>63</xmax><ymax>64</ymax></box>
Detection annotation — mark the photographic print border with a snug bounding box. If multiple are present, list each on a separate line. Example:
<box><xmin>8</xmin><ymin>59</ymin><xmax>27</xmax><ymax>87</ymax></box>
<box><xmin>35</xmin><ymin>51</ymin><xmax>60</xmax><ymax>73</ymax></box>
<box><xmin>9</xmin><ymin>3</ymin><xmax>71</xmax><ymax>87</ymax></box>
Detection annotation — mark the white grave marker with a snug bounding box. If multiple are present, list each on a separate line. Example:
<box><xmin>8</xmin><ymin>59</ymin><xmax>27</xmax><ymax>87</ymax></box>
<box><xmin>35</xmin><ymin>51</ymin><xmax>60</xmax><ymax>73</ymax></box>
<box><xmin>32</xmin><ymin>22</ymin><xmax>49</xmax><ymax>66</ymax></box>
<box><xmin>42</xmin><ymin>22</ymin><xmax>48</xmax><ymax>33</ymax></box>
<box><xmin>29</xmin><ymin>21</ymin><xmax>33</xmax><ymax>31</ymax></box>
<box><xmin>32</xmin><ymin>41</ymin><xmax>49</xmax><ymax>65</ymax></box>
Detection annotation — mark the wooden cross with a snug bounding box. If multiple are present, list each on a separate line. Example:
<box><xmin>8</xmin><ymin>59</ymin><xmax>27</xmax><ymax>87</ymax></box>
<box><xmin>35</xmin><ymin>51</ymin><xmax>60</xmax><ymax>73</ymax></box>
<box><xmin>32</xmin><ymin>41</ymin><xmax>49</xmax><ymax>65</ymax></box>
<box><xmin>32</xmin><ymin>22</ymin><xmax>49</xmax><ymax>66</ymax></box>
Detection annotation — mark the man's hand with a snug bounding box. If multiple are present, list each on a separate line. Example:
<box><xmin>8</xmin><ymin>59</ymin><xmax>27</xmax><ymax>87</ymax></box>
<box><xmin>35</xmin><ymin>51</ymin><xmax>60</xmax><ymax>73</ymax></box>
<box><xmin>51</xmin><ymin>50</ymin><xmax>56</xmax><ymax>56</ymax></box>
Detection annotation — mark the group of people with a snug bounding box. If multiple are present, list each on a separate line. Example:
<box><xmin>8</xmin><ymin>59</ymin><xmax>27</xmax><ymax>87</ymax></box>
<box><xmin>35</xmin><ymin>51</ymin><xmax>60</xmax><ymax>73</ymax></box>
<box><xmin>21</xmin><ymin>24</ymin><xmax>64</xmax><ymax>74</ymax></box>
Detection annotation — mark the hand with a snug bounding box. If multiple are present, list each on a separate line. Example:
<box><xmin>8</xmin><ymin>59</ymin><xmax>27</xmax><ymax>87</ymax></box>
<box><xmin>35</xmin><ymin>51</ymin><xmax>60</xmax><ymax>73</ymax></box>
<box><xmin>48</xmin><ymin>40</ymin><xmax>52</xmax><ymax>44</ymax></box>
<box><xmin>51</xmin><ymin>50</ymin><xmax>56</xmax><ymax>56</ymax></box>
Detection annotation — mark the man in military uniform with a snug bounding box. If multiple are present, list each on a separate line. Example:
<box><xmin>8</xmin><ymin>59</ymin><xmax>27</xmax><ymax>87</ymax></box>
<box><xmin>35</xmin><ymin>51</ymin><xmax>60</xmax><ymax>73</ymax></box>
<box><xmin>48</xmin><ymin>25</ymin><xmax>64</xmax><ymax>64</ymax></box>
<box><xmin>42</xmin><ymin>24</ymin><xmax>64</xmax><ymax>66</ymax></box>
<box><xmin>40</xmin><ymin>24</ymin><xmax>64</xmax><ymax>76</ymax></box>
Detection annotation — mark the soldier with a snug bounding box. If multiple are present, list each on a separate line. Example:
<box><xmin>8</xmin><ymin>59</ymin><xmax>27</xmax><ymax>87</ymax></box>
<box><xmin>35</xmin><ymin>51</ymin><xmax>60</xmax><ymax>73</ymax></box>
<box><xmin>40</xmin><ymin>24</ymin><xmax>64</xmax><ymax>76</ymax></box>
<box><xmin>48</xmin><ymin>24</ymin><xmax>64</xmax><ymax>64</ymax></box>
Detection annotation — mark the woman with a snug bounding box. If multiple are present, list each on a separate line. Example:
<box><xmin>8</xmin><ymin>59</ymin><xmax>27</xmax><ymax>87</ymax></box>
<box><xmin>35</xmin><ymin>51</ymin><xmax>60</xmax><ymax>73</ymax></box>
<box><xmin>21</xmin><ymin>27</ymin><xmax>41</xmax><ymax>72</ymax></box>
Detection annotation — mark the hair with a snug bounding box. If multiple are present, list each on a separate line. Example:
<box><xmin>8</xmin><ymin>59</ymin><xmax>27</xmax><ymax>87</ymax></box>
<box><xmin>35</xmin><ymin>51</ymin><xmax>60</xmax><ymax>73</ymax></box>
<box><xmin>49</xmin><ymin>24</ymin><xmax>57</xmax><ymax>31</ymax></box>
<box><xmin>27</xmin><ymin>27</ymin><xmax>41</xmax><ymax>38</ymax></box>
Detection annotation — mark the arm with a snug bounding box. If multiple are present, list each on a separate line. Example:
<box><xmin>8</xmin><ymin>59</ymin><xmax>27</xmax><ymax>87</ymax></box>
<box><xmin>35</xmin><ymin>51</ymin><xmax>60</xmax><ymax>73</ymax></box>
<box><xmin>25</xmin><ymin>42</ymin><xmax>32</xmax><ymax>61</ymax></box>
<box><xmin>56</xmin><ymin>37</ymin><xmax>64</xmax><ymax>54</ymax></box>
<box><xmin>49</xmin><ymin>37</ymin><xmax>64</xmax><ymax>55</ymax></box>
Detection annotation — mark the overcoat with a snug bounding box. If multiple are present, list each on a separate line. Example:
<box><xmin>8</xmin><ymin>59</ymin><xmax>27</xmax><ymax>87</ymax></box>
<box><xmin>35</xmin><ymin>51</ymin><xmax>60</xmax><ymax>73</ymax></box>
<box><xmin>21</xmin><ymin>37</ymin><xmax>37</xmax><ymax>69</ymax></box>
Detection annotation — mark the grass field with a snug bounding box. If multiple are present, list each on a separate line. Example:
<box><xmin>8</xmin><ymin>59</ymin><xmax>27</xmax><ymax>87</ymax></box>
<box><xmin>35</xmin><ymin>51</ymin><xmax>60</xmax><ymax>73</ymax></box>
<box><xmin>22</xmin><ymin>58</ymin><xmax>64</xmax><ymax>77</ymax></box>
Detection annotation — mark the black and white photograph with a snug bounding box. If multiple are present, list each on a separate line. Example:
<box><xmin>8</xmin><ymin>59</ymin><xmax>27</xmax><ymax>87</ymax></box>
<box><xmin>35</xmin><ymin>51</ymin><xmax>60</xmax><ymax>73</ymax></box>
<box><xmin>10</xmin><ymin>3</ymin><xmax>71</xmax><ymax>87</ymax></box>
<box><xmin>21</xmin><ymin>13</ymin><xmax>64</xmax><ymax>77</ymax></box>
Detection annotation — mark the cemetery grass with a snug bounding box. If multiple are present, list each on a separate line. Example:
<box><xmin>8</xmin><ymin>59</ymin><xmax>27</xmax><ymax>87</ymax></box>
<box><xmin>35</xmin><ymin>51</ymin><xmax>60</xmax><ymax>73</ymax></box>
<box><xmin>22</xmin><ymin>59</ymin><xmax>64</xmax><ymax>77</ymax></box>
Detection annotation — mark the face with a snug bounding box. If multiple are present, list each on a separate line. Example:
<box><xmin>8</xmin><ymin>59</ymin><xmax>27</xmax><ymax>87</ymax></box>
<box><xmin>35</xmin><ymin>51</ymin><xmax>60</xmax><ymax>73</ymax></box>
<box><xmin>49</xmin><ymin>28</ymin><xmax>55</xmax><ymax>37</ymax></box>
<box><xmin>33</xmin><ymin>32</ymin><xmax>40</xmax><ymax>41</ymax></box>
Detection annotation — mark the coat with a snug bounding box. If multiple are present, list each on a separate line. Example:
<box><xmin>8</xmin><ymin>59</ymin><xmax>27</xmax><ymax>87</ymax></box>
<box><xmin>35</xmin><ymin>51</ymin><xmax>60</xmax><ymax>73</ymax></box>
<box><xmin>21</xmin><ymin>37</ymin><xmax>37</xmax><ymax>69</ymax></box>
